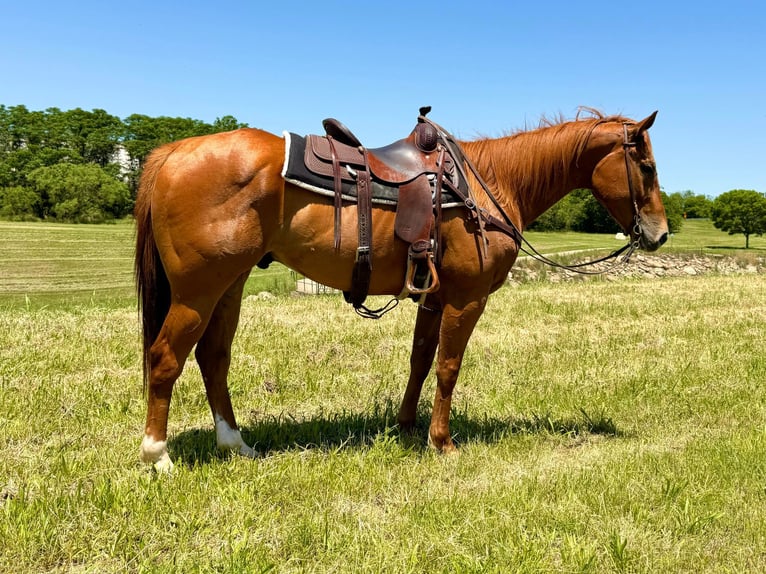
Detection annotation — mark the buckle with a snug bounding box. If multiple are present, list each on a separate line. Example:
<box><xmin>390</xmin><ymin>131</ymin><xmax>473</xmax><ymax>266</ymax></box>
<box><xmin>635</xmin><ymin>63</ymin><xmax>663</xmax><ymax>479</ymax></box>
<box><xmin>355</xmin><ymin>246</ymin><xmax>370</xmax><ymax>262</ymax></box>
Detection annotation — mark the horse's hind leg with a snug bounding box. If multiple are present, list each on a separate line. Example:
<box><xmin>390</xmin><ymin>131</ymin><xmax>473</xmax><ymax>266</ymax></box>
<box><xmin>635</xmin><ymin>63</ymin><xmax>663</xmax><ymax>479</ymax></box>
<box><xmin>398</xmin><ymin>304</ymin><xmax>442</xmax><ymax>431</ymax></box>
<box><xmin>140</xmin><ymin>299</ymin><xmax>214</xmax><ymax>471</ymax></box>
<box><xmin>194</xmin><ymin>272</ymin><xmax>254</xmax><ymax>458</ymax></box>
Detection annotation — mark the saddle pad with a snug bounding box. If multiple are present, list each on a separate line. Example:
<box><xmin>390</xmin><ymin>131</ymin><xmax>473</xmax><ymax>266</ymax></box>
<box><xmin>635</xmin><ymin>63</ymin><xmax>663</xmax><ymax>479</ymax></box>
<box><xmin>281</xmin><ymin>132</ymin><xmax>462</xmax><ymax>208</ymax></box>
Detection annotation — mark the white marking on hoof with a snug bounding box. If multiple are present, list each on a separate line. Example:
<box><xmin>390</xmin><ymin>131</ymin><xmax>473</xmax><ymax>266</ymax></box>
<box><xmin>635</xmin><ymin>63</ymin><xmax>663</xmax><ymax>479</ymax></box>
<box><xmin>237</xmin><ymin>442</ymin><xmax>257</xmax><ymax>459</ymax></box>
<box><xmin>140</xmin><ymin>434</ymin><xmax>175</xmax><ymax>473</ymax></box>
<box><xmin>214</xmin><ymin>414</ymin><xmax>256</xmax><ymax>458</ymax></box>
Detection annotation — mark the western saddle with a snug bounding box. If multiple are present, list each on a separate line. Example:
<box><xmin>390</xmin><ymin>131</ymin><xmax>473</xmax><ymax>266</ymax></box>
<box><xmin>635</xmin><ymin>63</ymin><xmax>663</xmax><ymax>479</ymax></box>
<box><xmin>303</xmin><ymin>107</ymin><xmax>465</xmax><ymax>316</ymax></box>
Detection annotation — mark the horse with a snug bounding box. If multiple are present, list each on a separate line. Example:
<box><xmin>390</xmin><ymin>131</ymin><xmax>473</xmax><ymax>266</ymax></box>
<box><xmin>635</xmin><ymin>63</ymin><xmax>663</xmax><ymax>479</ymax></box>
<box><xmin>134</xmin><ymin>109</ymin><xmax>668</xmax><ymax>471</ymax></box>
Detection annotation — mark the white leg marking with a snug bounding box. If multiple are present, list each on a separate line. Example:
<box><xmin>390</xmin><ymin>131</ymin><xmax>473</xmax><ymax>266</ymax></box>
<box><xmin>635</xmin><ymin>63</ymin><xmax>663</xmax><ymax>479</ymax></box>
<box><xmin>214</xmin><ymin>414</ymin><xmax>256</xmax><ymax>458</ymax></box>
<box><xmin>140</xmin><ymin>434</ymin><xmax>174</xmax><ymax>473</ymax></box>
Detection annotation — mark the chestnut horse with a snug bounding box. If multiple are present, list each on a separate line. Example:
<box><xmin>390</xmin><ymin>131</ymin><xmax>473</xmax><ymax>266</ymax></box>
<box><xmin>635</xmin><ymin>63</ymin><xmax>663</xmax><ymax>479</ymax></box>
<box><xmin>135</xmin><ymin>110</ymin><xmax>668</xmax><ymax>470</ymax></box>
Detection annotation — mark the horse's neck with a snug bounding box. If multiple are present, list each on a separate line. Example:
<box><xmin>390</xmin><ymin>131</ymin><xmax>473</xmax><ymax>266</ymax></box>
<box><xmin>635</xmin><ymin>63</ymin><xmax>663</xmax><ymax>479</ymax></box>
<box><xmin>461</xmin><ymin>127</ymin><xmax>599</xmax><ymax>228</ymax></box>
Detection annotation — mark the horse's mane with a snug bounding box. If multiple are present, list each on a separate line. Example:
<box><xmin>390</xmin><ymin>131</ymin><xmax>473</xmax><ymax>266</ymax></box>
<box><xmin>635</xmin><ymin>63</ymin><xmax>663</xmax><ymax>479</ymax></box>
<box><xmin>460</xmin><ymin>108</ymin><xmax>632</xmax><ymax>216</ymax></box>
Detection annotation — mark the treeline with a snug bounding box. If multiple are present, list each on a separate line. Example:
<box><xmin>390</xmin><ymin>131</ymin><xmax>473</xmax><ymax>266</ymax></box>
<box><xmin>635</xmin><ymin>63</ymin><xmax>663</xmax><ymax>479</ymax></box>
<box><xmin>528</xmin><ymin>189</ymin><xmax>712</xmax><ymax>234</ymax></box>
<box><xmin>0</xmin><ymin>105</ymin><xmax>246</xmax><ymax>222</ymax></box>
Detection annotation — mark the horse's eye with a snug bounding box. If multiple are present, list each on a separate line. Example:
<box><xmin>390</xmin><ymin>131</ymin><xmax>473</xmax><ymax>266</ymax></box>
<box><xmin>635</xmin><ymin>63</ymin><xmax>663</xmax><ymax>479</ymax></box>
<box><xmin>640</xmin><ymin>163</ymin><xmax>656</xmax><ymax>176</ymax></box>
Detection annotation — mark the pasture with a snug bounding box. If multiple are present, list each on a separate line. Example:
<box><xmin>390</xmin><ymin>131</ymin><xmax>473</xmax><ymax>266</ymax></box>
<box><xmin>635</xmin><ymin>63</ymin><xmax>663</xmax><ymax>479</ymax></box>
<box><xmin>1</xmin><ymin>220</ymin><xmax>765</xmax><ymax>573</ymax></box>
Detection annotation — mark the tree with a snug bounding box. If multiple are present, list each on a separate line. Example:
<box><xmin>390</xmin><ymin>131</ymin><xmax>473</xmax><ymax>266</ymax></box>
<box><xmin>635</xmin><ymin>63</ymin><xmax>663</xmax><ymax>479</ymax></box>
<box><xmin>710</xmin><ymin>189</ymin><xmax>766</xmax><ymax>248</ymax></box>
<box><xmin>0</xmin><ymin>185</ymin><xmax>40</xmax><ymax>219</ymax></box>
<box><xmin>675</xmin><ymin>190</ymin><xmax>712</xmax><ymax>219</ymax></box>
<box><xmin>60</xmin><ymin>108</ymin><xmax>124</xmax><ymax>166</ymax></box>
<box><xmin>571</xmin><ymin>189</ymin><xmax>621</xmax><ymax>234</ymax></box>
<box><xmin>661</xmin><ymin>191</ymin><xmax>684</xmax><ymax>234</ymax></box>
<box><xmin>26</xmin><ymin>163</ymin><xmax>132</xmax><ymax>222</ymax></box>
<box><xmin>1</xmin><ymin>105</ymin><xmax>248</xmax><ymax>220</ymax></box>
<box><xmin>528</xmin><ymin>191</ymin><xmax>586</xmax><ymax>231</ymax></box>
<box><xmin>213</xmin><ymin>115</ymin><xmax>247</xmax><ymax>132</ymax></box>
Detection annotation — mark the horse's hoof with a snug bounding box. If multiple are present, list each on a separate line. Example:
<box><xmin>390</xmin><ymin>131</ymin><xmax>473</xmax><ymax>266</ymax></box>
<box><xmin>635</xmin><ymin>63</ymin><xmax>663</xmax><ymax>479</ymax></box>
<box><xmin>428</xmin><ymin>433</ymin><xmax>459</xmax><ymax>454</ymax></box>
<box><xmin>397</xmin><ymin>419</ymin><xmax>417</xmax><ymax>433</ymax></box>
<box><xmin>140</xmin><ymin>435</ymin><xmax>174</xmax><ymax>472</ymax></box>
<box><xmin>441</xmin><ymin>442</ymin><xmax>459</xmax><ymax>455</ymax></box>
<box><xmin>153</xmin><ymin>452</ymin><xmax>175</xmax><ymax>473</ymax></box>
<box><xmin>237</xmin><ymin>443</ymin><xmax>257</xmax><ymax>459</ymax></box>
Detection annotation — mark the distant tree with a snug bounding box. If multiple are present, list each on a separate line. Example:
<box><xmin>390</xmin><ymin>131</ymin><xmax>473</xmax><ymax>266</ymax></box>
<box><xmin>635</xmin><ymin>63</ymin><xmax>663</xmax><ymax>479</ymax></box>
<box><xmin>213</xmin><ymin>115</ymin><xmax>247</xmax><ymax>132</ymax></box>
<box><xmin>683</xmin><ymin>194</ymin><xmax>712</xmax><ymax>218</ymax></box>
<box><xmin>0</xmin><ymin>105</ymin><xmax>46</xmax><ymax>150</ymax></box>
<box><xmin>673</xmin><ymin>190</ymin><xmax>712</xmax><ymax>218</ymax></box>
<box><xmin>0</xmin><ymin>185</ymin><xmax>40</xmax><ymax>219</ymax></box>
<box><xmin>60</xmin><ymin>108</ymin><xmax>124</xmax><ymax>166</ymax></box>
<box><xmin>571</xmin><ymin>190</ymin><xmax>620</xmax><ymax>234</ymax></box>
<box><xmin>661</xmin><ymin>191</ymin><xmax>684</xmax><ymax>234</ymax></box>
<box><xmin>1</xmin><ymin>105</ymin><xmax>247</xmax><ymax>219</ymax></box>
<box><xmin>710</xmin><ymin>189</ymin><xmax>766</xmax><ymax>248</ymax></box>
<box><xmin>528</xmin><ymin>191</ymin><xmax>586</xmax><ymax>231</ymax></box>
<box><xmin>530</xmin><ymin>187</ymin><xmax>652</xmax><ymax>234</ymax></box>
<box><xmin>26</xmin><ymin>163</ymin><xmax>132</xmax><ymax>222</ymax></box>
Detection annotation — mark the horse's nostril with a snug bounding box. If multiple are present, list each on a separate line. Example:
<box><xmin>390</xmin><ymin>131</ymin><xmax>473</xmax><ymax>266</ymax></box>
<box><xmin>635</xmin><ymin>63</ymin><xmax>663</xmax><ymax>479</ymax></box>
<box><xmin>658</xmin><ymin>232</ymin><xmax>668</xmax><ymax>246</ymax></box>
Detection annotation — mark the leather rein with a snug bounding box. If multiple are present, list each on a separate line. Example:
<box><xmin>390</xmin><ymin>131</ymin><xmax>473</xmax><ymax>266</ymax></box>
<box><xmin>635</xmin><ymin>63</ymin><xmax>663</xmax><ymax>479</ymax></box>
<box><xmin>421</xmin><ymin>115</ymin><xmax>644</xmax><ymax>275</ymax></box>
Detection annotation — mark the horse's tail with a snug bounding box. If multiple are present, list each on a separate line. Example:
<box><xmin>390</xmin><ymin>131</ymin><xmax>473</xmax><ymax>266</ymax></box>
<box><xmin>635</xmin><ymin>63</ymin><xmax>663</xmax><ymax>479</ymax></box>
<box><xmin>134</xmin><ymin>146</ymin><xmax>175</xmax><ymax>393</ymax></box>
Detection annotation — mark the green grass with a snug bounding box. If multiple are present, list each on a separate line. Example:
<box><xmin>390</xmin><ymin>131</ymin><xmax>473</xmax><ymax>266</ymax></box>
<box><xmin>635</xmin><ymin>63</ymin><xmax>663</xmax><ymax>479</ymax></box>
<box><xmin>521</xmin><ymin>218</ymin><xmax>766</xmax><ymax>256</ymax></box>
<box><xmin>1</xmin><ymin>220</ymin><xmax>765</xmax><ymax>572</ymax></box>
<box><xmin>1</xmin><ymin>218</ymin><xmax>761</xmax><ymax>309</ymax></box>
<box><xmin>0</xmin><ymin>220</ymin><xmax>297</xmax><ymax>308</ymax></box>
<box><xmin>664</xmin><ymin>218</ymin><xmax>766</xmax><ymax>252</ymax></box>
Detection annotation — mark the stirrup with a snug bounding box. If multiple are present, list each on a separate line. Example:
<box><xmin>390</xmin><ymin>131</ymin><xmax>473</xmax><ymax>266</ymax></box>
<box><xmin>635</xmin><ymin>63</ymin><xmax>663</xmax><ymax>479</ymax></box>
<box><xmin>404</xmin><ymin>251</ymin><xmax>440</xmax><ymax>295</ymax></box>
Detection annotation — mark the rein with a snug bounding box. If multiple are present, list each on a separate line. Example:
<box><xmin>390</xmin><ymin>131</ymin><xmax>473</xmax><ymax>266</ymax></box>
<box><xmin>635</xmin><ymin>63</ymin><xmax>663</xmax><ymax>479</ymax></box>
<box><xmin>420</xmin><ymin>114</ymin><xmax>643</xmax><ymax>275</ymax></box>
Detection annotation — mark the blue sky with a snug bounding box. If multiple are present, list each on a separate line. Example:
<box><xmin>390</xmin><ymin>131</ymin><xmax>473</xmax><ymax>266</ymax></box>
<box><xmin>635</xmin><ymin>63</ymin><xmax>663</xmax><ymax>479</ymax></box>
<box><xmin>2</xmin><ymin>0</ymin><xmax>764</xmax><ymax>198</ymax></box>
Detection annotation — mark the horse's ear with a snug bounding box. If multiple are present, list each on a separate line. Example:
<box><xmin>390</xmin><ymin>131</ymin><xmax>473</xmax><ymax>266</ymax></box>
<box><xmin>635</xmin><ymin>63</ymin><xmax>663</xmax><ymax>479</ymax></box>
<box><xmin>635</xmin><ymin>111</ymin><xmax>658</xmax><ymax>134</ymax></box>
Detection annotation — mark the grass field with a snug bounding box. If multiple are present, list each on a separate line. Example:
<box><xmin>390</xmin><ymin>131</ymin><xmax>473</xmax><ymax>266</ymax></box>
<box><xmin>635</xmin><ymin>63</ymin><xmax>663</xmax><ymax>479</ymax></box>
<box><xmin>0</xmin><ymin>220</ymin><xmax>297</xmax><ymax>309</ymax></box>
<box><xmin>521</xmin><ymin>218</ymin><xmax>766</xmax><ymax>256</ymax></box>
<box><xmin>1</xmin><ymin>218</ymin><xmax>762</xmax><ymax>308</ymax></box>
<box><xmin>1</xmin><ymin>219</ymin><xmax>765</xmax><ymax>572</ymax></box>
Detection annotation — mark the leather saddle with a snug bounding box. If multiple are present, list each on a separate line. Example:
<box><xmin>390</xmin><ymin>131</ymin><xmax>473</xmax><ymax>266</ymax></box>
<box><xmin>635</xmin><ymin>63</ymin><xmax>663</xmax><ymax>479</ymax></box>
<box><xmin>299</xmin><ymin>107</ymin><xmax>463</xmax><ymax>313</ymax></box>
<box><xmin>306</xmin><ymin>116</ymin><xmax>448</xmax><ymax>244</ymax></box>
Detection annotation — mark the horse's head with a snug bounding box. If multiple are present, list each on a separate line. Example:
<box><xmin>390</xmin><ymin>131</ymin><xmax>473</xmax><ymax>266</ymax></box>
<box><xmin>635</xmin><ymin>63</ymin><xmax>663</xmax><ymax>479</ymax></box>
<box><xmin>589</xmin><ymin>112</ymin><xmax>668</xmax><ymax>251</ymax></box>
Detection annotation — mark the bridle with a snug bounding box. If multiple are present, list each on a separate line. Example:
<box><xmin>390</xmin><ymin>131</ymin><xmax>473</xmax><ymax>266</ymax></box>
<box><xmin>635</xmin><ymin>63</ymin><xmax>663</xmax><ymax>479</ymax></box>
<box><xmin>622</xmin><ymin>122</ymin><xmax>644</xmax><ymax>255</ymax></box>
<box><xmin>421</xmin><ymin>114</ymin><xmax>645</xmax><ymax>275</ymax></box>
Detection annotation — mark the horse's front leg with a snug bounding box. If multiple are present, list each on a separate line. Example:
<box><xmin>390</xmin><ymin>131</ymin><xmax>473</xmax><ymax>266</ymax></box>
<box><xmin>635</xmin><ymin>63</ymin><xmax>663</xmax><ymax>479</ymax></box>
<box><xmin>398</xmin><ymin>303</ymin><xmax>442</xmax><ymax>430</ymax></box>
<box><xmin>429</xmin><ymin>296</ymin><xmax>487</xmax><ymax>452</ymax></box>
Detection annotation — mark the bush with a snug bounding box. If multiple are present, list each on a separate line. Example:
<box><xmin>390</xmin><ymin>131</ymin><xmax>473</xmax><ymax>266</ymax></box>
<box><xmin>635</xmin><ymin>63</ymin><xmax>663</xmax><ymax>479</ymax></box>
<box><xmin>661</xmin><ymin>191</ymin><xmax>684</xmax><ymax>234</ymax></box>
<box><xmin>26</xmin><ymin>163</ymin><xmax>133</xmax><ymax>222</ymax></box>
<box><xmin>0</xmin><ymin>185</ymin><xmax>40</xmax><ymax>219</ymax></box>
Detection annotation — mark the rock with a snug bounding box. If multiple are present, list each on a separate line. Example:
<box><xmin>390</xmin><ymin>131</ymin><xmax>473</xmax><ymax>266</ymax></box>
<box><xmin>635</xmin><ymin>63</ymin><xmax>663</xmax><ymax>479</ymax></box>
<box><xmin>507</xmin><ymin>253</ymin><xmax>765</xmax><ymax>284</ymax></box>
<box><xmin>247</xmin><ymin>291</ymin><xmax>277</xmax><ymax>301</ymax></box>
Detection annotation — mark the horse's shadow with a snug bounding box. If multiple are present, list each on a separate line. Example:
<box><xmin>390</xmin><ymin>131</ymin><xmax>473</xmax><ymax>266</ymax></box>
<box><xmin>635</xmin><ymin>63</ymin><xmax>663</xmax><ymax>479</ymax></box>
<box><xmin>168</xmin><ymin>401</ymin><xmax>619</xmax><ymax>467</ymax></box>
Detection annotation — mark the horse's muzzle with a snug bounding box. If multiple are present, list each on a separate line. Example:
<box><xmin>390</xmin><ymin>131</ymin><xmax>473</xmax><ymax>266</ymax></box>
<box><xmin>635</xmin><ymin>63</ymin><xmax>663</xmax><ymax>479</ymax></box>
<box><xmin>638</xmin><ymin>229</ymin><xmax>668</xmax><ymax>252</ymax></box>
